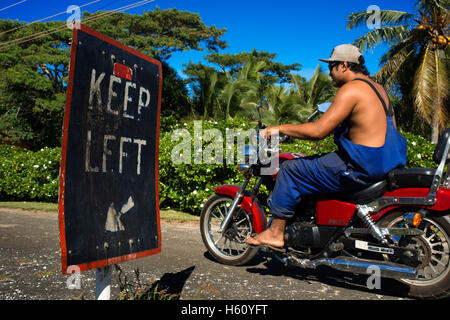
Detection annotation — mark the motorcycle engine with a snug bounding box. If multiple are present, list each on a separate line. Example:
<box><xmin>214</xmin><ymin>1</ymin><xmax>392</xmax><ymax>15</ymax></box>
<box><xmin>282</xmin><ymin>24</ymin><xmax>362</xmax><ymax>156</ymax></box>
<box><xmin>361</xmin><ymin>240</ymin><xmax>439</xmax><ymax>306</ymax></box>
<box><xmin>284</xmin><ymin>222</ymin><xmax>338</xmax><ymax>249</ymax></box>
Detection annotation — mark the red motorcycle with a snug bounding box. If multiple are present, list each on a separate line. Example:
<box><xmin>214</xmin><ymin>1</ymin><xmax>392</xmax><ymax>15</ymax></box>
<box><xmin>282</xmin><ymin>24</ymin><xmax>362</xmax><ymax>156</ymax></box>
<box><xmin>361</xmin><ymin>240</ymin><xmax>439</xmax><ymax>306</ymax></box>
<box><xmin>200</xmin><ymin>98</ymin><xmax>450</xmax><ymax>299</ymax></box>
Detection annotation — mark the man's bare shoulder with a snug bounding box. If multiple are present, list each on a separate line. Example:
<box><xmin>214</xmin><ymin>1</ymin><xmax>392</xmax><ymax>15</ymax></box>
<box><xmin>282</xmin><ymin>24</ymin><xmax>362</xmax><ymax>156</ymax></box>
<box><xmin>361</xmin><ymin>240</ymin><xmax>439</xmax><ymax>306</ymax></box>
<box><xmin>336</xmin><ymin>79</ymin><xmax>374</xmax><ymax>102</ymax></box>
<box><xmin>332</xmin><ymin>81</ymin><xmax>363</xmax><ymax>106</ymax></box>
<box><xmin>340</xmin><ymin>79</ymin><xmax>371</xmax><ymax>92</ymax></box>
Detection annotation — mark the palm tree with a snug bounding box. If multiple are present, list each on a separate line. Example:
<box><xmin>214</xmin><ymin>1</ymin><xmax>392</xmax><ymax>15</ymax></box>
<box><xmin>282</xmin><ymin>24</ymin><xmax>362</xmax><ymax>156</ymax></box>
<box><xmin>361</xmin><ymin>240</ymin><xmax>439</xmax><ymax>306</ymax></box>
<box><xmin>260</xmin><ymin>85</ymin><xmax>303</xmax><ymax>126</ymax></box>
<box><xmin>238</xmin><ymin>65</ymin><xmax>336</xmax><ymax>126</ymax></box>
<box><xmin>217</xmin><ymin>59</ymin><xmax>266</xmax><ymax>120</ymax></box>
<box><xmin>347</xmin><ymin>0</ymin><xmax>449</xmax><ymax>142</ymax></box>
<box><xmin>189</xmin><ymin>68</ymin><xmax>218</xmax><ymax>119</ymax></box>
<box><xmin>215</xmin><ymin>72</ymin><xmax>243</xmax><ymax>120</ymax></box>
<box><xmin>291</xmin><ymin>65</ymin><xmax>336</xmax><ymax>117</ymax></box>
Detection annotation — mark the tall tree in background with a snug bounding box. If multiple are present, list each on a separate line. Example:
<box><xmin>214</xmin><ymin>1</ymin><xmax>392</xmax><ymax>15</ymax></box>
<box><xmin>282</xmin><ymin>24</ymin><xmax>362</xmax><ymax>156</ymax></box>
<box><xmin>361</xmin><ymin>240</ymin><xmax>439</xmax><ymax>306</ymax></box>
<box><xmin>237</xmin><ymin>64</ymin><xmax>336</xmax><ymax>126</ymax></box>
<box><xmin>0</xmin><ymin>8</ymin><xmax>226</xmax><ymax>148</ymax></box>
<box><xmin>0</xmin><ymin>20</ymin><xmax>71</xmax><ymax>148</ymax></box>
<box><xmin>83</xmin><ymin>8</ymin><xmax>228</xmax><ymax>60</ymax></box>
<box><xmin>185</xmin><ymin>51</ymin><xmax>302</xmax><ymax>121</ymax></box>
<box><xmin>189</xmin><ymin>65</ymin><xmax>219</xmax><ymax>119</ymax></box>
<box><xmin>347</xmin><ymin>0</ymin><xmax>449</xmax><ymax>142</ymax></box>
<box><xmin>204</xmin><ymin>50</ymin><xmax>302</xmax><ymax>84</ymax></box>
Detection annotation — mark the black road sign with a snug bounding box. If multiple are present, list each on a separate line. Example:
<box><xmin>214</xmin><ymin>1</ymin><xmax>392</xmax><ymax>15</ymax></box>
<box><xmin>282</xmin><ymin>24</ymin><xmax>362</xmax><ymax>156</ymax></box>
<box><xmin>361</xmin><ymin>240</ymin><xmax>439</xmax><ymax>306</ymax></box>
<box><xmin>59</xmin><ymin>25</ymin><xmax>162</xmax><ymax>273</ymax></box>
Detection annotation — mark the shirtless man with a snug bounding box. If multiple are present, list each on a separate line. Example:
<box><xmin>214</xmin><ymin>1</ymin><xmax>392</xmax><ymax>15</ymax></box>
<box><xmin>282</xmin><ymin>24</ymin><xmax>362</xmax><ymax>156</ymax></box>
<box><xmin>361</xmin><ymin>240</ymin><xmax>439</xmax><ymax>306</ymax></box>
<box><xmin>246</xmin><ymin>44</ymin><xmax>407</xmax><ymax>248</ymax></box>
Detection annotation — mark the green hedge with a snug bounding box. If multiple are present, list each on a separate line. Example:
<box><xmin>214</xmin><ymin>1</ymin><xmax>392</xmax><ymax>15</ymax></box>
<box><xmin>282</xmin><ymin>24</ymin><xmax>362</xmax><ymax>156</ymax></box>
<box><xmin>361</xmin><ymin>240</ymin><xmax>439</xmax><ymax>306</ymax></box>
<box><xmin>159</xmin><ymin>118</ymin><xmax>252</xmax><ymax>213</ymax></box>
<box><xmin>0</xmin><ymin>124</ymin><xmax>438</xmax><ymax>214</ymax></box>
<box><xmin>0</xmin><ymin>146</ymin><xmax>61</xmax><ymax>202</ymax></box>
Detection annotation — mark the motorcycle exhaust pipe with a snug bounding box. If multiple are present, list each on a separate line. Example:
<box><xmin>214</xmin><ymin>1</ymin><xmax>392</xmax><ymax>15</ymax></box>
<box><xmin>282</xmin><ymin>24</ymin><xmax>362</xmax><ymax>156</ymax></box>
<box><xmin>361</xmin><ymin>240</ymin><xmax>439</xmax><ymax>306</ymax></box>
<box><xmin>313</xmin><ymin>256</ymin><xmax>417</xmax><ymax>280</ymax></box>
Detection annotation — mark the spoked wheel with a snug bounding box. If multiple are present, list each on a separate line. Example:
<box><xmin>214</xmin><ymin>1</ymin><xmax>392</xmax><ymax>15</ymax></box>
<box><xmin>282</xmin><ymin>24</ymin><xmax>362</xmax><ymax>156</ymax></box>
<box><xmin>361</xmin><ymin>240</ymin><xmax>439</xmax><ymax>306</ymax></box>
<box><xmin>200</xmin><ymin>194</ymin><xmax>259</xmax><ymax>265</ymax></box>
<box><xmin>379</xmin><ymin>211</ymin><xmax>450</xmax><ymax>299</ymax></box>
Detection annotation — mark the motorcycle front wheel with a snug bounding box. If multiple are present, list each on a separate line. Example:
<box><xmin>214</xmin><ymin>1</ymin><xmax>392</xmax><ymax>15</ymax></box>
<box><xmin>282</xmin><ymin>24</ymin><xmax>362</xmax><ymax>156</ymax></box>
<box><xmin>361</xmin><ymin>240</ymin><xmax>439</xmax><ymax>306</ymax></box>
<box><xmin>378</xmin><ymin>210</ymin><xmax>450</xmax><ymax>299</ymax></box>
<box><xmin>200</xmin><ymin>194</ymin><xmax>259</xmax><ymax>266</ymax></box>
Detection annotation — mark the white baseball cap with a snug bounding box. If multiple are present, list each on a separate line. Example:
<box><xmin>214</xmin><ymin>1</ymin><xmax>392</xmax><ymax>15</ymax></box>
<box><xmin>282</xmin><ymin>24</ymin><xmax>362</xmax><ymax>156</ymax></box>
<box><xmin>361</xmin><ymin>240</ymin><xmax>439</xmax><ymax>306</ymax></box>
<box><xmin>319</xmin><ymin>44</ymin><xmax>363</xmax><ymax>64</ymax></box>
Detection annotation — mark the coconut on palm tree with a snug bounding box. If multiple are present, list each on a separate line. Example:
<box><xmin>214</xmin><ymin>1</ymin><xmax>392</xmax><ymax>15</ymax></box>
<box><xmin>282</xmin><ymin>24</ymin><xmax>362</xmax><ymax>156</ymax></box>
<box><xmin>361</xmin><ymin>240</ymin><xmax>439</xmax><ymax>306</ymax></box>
<box><xmin>347</xmin><ymin>0</ymin><xmax>449</xmax><ymax>142</ymax></box>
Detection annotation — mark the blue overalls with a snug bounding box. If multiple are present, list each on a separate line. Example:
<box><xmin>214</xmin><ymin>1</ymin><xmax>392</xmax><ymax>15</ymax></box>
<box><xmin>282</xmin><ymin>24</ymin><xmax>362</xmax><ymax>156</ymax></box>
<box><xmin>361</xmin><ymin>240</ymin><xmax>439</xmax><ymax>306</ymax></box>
<box><xmin>267</xmin><ymin>78</ymin><xmax>407</xmax><ymax>219</ymax></box>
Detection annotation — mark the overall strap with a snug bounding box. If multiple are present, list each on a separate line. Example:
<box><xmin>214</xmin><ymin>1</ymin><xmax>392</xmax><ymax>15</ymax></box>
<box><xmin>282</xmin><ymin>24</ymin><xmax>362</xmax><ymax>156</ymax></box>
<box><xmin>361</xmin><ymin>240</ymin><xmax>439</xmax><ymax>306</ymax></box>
<box><xmin>353</xmin><ymin>78</ymin><xmax>394</xmax><ymax>116</ymax></box>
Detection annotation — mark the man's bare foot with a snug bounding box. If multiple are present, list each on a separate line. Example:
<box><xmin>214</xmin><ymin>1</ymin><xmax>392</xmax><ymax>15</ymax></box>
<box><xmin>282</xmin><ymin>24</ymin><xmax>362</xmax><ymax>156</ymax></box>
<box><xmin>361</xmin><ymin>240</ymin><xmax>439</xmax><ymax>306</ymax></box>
<box><xmin>245</xmin><ymin>217</ymin><xmax>286</xmax><ymax>248</ymax></box>
<box><xmin>246</xmin><ymin>230</ymin><xmax>284</xmax><ymax>248</ymax></box>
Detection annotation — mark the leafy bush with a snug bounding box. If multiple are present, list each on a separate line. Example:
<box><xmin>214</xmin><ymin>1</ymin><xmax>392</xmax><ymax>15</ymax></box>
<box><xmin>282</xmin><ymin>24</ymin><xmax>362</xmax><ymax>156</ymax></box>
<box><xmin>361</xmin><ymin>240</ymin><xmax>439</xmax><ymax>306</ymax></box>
<box><xmin>281</xmin><ymin>135</ymin><xmax>337</xmax><ymax>155</ymax></box>
<box><xmin>159</xmin><ymin>117</ymin><xmax>252</xmax><ymax>214</ymax></box>
<box><xmin>0</xmin><ymin>125</ymin><xmax>440</xmax><ymax>214</ymax></box>
<box><xmin>0</xmin><ymin>145</ymin><xmax>61</xmax><ymax>202</ymax></box>
<box><xmin>401</xmin><ymin>130</ymin><xmax>436</xmax><ymax>168</ymax></box>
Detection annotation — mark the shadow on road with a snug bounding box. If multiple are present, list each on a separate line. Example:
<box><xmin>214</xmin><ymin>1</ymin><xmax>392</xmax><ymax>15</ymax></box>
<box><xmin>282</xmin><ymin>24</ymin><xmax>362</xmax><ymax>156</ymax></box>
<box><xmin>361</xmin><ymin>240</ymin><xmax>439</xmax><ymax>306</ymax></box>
<box><xmin>142</xmin><ymin>266</ymin><xmax>196</xmax><ymax>300</ymax></box>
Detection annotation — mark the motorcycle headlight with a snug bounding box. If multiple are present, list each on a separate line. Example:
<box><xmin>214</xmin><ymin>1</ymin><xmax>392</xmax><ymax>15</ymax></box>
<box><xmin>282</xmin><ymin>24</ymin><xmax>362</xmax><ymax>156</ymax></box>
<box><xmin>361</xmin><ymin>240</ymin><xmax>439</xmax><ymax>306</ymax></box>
<box><xmin>241</xmin><ymin>144</ymin><xmax>257</xmax><ymax>165</ymax></box>
<box><xmin>238</xmin><ymin>163</ymin><xmax>251</xmax><ymax>173</ymax></box>
<box><xmin>237</xmin><ymin>145</ymin><xmax>256</xmax><ymax>176</ymax></box>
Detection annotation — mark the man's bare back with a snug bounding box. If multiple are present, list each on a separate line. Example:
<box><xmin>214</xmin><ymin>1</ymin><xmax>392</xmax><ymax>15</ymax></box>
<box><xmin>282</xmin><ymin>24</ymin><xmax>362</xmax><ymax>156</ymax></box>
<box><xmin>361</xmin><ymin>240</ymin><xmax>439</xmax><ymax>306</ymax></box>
<box><xmin>340</xmin><ymin>77</ymin><xmax>393</xmax><ymax>148</ymax></box>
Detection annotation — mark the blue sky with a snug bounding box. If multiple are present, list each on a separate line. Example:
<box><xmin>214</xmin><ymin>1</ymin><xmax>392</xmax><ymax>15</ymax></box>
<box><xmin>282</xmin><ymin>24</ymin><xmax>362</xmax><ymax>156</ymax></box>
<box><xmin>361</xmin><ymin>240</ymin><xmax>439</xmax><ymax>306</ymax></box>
<box><xmin>1</xmin><ymin>0</ymin><xmax>417</xmax><ymax>79</ymax></box>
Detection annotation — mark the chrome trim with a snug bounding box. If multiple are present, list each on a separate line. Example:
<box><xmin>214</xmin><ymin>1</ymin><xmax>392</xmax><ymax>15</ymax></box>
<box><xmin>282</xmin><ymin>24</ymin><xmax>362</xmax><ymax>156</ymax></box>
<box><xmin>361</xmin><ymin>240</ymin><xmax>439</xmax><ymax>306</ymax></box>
<box><xmin>283</xmin><ymin>256</ymin><xmax>417</xmax><ymax>280</ymax></box>
<box><xmin>439</xmin><ymin>135</ymin><xmax>450</xmax><ymax>189</ymax></box>
<box><xmin>356</xmin><ymin>205</ymin><xmax>390</xmax><ymax>243</ymax></box>
<box><xmin>314</xmin><ymin>256</ymin><xmax>417</xmax><ymax>279</ymax></box>
<box><xmin>431</xmin><ymin>133</ymin><xmax>449</xmax><ymax>192</ymax></box>
<box><xmin>238</xmin><ymin>163</ymin><xmax>251</xmax><ymax>173</ymax></box>
<box><xmin>241</xmin><ymin>144</ymin><xmax>257</xmax><ymax>165</ymax></box>
<box><xmin>445</xmin><ymin>172</ymin><xmax>450</xmax><ymax>189</ymax></box>
<box><xmin>345</xmin><ymin>227</ymin><xmax>424</xmax><ymax>237</ymax></box>
<box><xmin>218</xmin><ymin>177</ymin><xmax>251</xmax><ymax>233</ymax></box>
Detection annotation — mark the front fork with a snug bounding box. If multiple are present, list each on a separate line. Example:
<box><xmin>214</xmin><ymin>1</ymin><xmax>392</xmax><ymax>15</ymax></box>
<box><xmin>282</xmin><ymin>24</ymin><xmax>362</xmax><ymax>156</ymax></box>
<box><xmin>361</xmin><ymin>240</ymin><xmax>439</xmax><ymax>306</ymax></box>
<box><xmin>219</xmin><ymin>177</ymin><xmax>263</xmax><ymax>233</ymax></box>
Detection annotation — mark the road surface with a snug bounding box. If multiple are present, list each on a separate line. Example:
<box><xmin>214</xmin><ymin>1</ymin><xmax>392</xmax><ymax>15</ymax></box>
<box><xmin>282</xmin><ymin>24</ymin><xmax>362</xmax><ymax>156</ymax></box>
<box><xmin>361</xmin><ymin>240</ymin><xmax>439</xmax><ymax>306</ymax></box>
<box><xmin>0</xmin><ymin>208</ymin><xmax>412</xmax><ymax>300</ymax></box>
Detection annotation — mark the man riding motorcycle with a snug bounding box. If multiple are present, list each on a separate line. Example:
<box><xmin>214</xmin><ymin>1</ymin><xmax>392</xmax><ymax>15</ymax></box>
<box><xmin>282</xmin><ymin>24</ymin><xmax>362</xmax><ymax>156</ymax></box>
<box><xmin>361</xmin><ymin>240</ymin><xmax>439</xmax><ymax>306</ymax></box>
<box><xmin>246</xmin><ymin>44</ymin><xmax>407</xmax><ymax>249</ymax></box>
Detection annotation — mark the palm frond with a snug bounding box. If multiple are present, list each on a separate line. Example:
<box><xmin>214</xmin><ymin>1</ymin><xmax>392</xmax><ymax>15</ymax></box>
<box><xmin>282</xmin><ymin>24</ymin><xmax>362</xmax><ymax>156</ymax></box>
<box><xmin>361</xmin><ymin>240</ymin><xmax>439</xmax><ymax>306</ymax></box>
<box><xmin>308</xmin><ymin>65</ymin><xmax>321</xmax><ymax>90</ymax></box>
<box><xmin>378</xmin><ymin>33</ymin><xmax>421</xmax><ymax>65</ymax></box>
<box><xmin>435</xmin><ymin>48</ymin><xmax>450</xmax><ymax>129</ymax></box>
<box><xmin>375</xmin><ymin>47</ymin><xmax>417</xmax><ymax>86</ymax></box>
<box><xmin>413</xmin><ymin>45</ymin><xmax>437</xmax><ymax>124</ymax></box>
<box><xmin>415</xmin><ymin>0</ymin><xmax>450</xmax><ymax>14</ymax></box>
<box><xmin>347</xmin><ymin>10</ymin><xmax>414</xmax><ymax>30</ymax></box>
<box><xmin>353</xmin><ymin>26</ymin><xmax>411</xmax><ymax>52</ymax></box>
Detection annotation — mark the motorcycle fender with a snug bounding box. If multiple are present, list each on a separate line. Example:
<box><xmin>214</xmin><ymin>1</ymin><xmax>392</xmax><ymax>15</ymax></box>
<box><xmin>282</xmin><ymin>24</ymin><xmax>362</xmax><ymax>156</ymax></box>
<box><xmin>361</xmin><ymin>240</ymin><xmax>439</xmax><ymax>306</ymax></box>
<box><xmin>214</xmin><ymin>185</ymin><xmax>267</xmax><ymax>234</ymax></box>
<box><xmin>372</xmin><ymin>187</ymin><xmax>450</xmax><ymax>221</ymax></box>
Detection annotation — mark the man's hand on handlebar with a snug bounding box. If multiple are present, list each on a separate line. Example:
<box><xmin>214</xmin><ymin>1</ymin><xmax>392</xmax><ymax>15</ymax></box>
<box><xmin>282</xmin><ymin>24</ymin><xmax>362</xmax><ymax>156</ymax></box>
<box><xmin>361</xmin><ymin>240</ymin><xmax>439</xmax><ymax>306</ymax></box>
<box><xmin>260</xmin><ymin>126</ymin><xmax>288</xmax><ymax>143</ymax></box>
<box><xmin>260</xmin><ymin>126</ymin><xmax>279</xmax><ymax>140</ymax></box>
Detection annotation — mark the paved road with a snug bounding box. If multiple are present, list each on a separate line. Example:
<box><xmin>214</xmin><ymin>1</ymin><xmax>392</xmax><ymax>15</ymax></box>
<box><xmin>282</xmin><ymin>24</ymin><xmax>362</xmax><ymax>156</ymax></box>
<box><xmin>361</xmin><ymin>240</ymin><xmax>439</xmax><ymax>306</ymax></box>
<box><xmin>0</xmin><ymin>208</ymin><xmax>412</xmax><ymax>300</ymax></box>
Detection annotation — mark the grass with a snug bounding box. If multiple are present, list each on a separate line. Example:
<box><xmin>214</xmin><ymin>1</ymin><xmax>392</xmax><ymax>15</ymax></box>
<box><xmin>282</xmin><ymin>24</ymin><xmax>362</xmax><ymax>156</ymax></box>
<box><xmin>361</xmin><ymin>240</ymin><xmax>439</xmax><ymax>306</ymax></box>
<box><xmin>0</xmin><ymin>201</ymin><xmax>199</xmax><ymax>222</ymax></box>
<box><xmin>0</xmin><ymin>201</ymin><xmax>58</xmax><ymax>212</ymax></box>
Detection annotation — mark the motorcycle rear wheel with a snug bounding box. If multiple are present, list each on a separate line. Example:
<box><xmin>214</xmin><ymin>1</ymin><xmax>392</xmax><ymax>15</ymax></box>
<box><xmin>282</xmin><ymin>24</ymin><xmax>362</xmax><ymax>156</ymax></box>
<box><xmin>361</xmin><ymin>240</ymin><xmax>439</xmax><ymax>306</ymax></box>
<box><xmin>200</xmin><ymin>194</ymin><xmax>259</xmax><ymax>266</ymax></box>
<box><xmin>378</xmin><ymin>210</ymin><xmax>450</xmax><ymax>299</ymax></box>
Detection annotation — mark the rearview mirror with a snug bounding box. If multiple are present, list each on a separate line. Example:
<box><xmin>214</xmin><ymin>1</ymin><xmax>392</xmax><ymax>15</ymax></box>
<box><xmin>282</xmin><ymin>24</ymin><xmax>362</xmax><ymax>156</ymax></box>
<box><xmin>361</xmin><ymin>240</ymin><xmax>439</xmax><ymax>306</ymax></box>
<box><xmin>259</xmin><ymin>96</ymin><xmax>269</xmax><ymax>110</ymax></box>
<box><xmin>317</xmin><ymin>102</ymin><xmax>332</xmax><ymax>113</ymax></box>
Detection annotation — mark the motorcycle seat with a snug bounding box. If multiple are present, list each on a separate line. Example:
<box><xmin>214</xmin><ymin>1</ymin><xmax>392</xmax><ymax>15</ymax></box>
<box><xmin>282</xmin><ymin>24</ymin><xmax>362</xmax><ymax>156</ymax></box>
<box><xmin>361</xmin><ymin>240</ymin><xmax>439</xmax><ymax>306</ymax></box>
<box><xmin>338</xmin><ymin>180</ymin><xmax>388</xmax><ymax>204</ymax></box>
<box><xmin>387</xmin><ymin>167</ymin><xmax>436</xmax><ymax>191</ymax></box>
